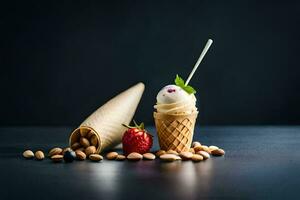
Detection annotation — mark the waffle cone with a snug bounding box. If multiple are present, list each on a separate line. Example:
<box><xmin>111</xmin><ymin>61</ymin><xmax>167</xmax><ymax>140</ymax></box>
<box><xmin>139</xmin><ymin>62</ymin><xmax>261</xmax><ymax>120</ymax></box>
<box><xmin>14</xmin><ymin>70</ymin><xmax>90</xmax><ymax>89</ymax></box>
<box><xmin>69</xmin><ymin>83</ymin><xmax>145</xmax><ymax>153</ymax></box>
<box><xmin>153</xmin><ymin>111</ymin><xmax>198</xmax><ymax>152</ymax></box>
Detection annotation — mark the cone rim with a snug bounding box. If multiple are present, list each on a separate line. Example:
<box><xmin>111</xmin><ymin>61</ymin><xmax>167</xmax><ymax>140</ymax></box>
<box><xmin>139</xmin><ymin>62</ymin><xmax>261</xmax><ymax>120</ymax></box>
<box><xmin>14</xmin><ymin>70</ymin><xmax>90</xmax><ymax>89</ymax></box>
<box><xmin>69</xmin><ymin>126</ymin><xmax>102</xmax><ymax>153</ymax></box>
<box><xmin>153</xmin><ymin>111</ymin><xmax>198</xmax><ymax>120</ymax></box>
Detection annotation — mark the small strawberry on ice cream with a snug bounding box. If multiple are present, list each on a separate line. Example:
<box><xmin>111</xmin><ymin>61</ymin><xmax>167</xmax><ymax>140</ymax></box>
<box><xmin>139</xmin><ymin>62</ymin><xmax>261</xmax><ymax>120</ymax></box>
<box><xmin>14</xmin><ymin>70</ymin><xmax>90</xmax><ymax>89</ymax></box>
<box><xmin>122</xmin><ymin>121</ymin><xmax>153</xmax><ymax>155</ymax></box>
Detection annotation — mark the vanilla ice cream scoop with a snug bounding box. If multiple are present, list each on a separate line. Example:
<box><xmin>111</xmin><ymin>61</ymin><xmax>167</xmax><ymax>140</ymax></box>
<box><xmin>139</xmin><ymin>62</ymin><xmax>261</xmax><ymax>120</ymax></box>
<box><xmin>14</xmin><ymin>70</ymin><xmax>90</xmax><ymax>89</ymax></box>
<box><xmin>157</xmin><ymin>85</ymin><xmax>191</xmax><ymax>104</ymax></box>
<box><xmin>154</xmin><ymin>85</ymin><xmax>197</xmax><ymax>114</ymax></box>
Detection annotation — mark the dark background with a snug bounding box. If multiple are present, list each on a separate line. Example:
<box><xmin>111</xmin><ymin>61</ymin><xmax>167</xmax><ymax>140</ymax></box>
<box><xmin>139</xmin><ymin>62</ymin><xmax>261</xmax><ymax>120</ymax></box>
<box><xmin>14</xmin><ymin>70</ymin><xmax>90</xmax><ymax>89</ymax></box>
<box><xmin>1</xmin><ymin>0</ymin><xmax>300</xmax><ymax>126</ymax></box>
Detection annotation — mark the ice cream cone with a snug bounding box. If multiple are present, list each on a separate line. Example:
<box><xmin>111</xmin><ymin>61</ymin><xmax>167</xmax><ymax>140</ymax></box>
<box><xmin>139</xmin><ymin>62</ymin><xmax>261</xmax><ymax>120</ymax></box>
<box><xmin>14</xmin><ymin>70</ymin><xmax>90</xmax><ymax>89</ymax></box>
<box><xmin>153</xmin><ymin>111</ymin><xmax>198</xmax><ymax>152</ymax></box>
<box><xmin>69</xmin><ymin>82</ymin><xmax>145</xmax><ymax>153</ymax></box>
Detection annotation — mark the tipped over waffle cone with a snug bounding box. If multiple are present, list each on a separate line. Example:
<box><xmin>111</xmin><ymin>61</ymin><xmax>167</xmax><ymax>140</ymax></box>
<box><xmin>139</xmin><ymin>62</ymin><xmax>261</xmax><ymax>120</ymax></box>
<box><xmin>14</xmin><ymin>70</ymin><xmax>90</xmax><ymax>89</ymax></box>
<box><xmin>153</xmin><ymin>111</ymin><xmax>198</xmax><ymax>152</ymax></box>
<box><xmin>69</xmin><ymin>83</ymin><xmax>145</xmax><ymax>153</ymax></box>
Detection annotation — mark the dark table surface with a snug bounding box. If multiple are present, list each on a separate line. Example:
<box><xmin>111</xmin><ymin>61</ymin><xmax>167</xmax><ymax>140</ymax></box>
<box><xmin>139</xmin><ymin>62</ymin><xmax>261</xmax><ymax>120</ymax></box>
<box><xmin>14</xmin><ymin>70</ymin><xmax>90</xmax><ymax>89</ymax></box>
<box><xmin>1</xmin><ymin>126</ymin><xmax>300</xmax><ymax>200</ymax></box>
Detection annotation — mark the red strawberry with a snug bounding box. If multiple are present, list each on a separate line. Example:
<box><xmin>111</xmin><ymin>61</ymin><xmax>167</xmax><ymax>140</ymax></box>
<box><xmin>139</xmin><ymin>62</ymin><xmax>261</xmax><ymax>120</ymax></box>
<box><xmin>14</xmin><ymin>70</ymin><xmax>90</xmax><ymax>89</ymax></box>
<box><xmin>122</xmin><ymin>121</ymin><xmax>153</xmax><ymax>156</ymax></box>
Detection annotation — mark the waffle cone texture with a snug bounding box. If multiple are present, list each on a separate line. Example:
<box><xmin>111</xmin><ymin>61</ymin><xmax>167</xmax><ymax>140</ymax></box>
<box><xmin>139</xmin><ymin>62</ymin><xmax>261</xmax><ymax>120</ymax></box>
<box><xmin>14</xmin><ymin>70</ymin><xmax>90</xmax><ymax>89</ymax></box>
<box><xmin>153</xmin><ymin>111</ymin><xmax>198</xmax><ymax>152</ymax></box>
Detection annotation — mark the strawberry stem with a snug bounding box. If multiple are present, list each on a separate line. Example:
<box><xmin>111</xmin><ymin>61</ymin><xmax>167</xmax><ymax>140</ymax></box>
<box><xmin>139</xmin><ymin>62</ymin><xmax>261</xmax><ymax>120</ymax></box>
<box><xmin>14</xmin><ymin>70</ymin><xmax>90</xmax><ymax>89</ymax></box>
<box><xmin>140</xmin><ymin>122</ymin><xmax>145</xmax><ymax>130</ymax></box>
<box><xmin>122</xmin><ymin>124</ymin><xmax>133</xmax><ymax>129</ymax></box>
<box><xmin>122</xmin><ymin>120</ymin><xmax>146</xmax><ymax>130</ymax></box>
<box><xmin>133</xmin><ymin>120</ymin><xmax>139</xmax><ymax>127</ymax></box>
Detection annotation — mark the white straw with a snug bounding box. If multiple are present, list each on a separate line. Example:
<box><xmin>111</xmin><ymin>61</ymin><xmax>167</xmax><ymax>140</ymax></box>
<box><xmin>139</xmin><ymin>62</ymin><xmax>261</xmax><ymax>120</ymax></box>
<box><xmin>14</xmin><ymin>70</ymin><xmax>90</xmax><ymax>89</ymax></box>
<box><xmin>185</xmin><ymin>39</ymin><xmax>213</xmax><ymax>86</ymax></box>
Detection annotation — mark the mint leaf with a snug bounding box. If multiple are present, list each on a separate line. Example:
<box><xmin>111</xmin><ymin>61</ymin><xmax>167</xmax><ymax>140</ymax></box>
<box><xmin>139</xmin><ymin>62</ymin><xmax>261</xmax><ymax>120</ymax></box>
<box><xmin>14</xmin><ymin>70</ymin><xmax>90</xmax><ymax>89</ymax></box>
<box><xmin>175</xmin><ymin>74</ymin><xmax>185</xmax><ymax>87</ymax></box>
<box><xmin>183</xmin><ymin>85</ymin><xmax>196</xmax><ymax>94</ymax></box>
<box><xmin>174</xmin><ymin>74</ymin><xmax>197</xmax><ymax>94</ymax></box>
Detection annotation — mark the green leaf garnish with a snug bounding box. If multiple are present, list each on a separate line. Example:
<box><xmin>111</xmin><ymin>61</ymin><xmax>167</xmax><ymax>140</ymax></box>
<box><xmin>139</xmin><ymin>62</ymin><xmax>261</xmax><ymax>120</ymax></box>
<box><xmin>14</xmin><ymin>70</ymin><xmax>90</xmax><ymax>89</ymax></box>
<box><xmin>184</xmin><ymin>85</ymin><xmax>196</xmax><ymax>94</ymax></box>
<box><xmin>174</xmin><ymin>74</ymin><xmax>196</xmax><ymax>94</ymax></box>
<box><xmin>175</xmin><ymin>74</ymin><xmax>185</xmax><ymax>86</ymax></box>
